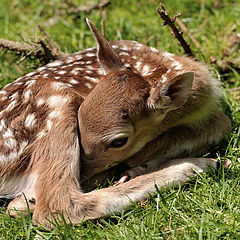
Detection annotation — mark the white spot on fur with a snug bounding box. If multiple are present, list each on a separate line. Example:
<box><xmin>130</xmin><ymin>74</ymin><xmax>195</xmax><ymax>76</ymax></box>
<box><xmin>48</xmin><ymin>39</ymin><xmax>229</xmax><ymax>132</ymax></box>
<box><xmin>86</xmin><ymin>53</ymin><xmax>95</xmax><ymax>57</ymax></box>
<box><xmin>4</xmin><ymin>137</ymin><xmax>17</xmax><ymax>149</ymax></box>
<box><xmin>46</xmin><ymin>120</ymin><xmax>52</xmax><ymax>130</ymax></box>
<box><xmin>49</xmin><ymin>109</ymin><xmax>62</xmax><ymax>118</ymax></box>
<box><xmin>70</xmin><ymin>79</ymin><xmax>79</xmax><ymax>85</ymax></box>
<box><xmin>124</xmin><ymin>63</ymin><xmax>131</xmax><ymax>68</ymax></box>
<box><xmin>75</xmin><ymin>67</ymin><xmax>84</xmax><ymax>71</ymax></box>
<box><xmin>66</xmin><ymin>57</ymin><xmax>74</xmax><ymax>63</ymax></box>
<box><xmin>24</xmin><ymin>89</ymin><xmax>32</xmax><ymax>102</ymax></box>
<box><xmin>47</xmin><ymin>95</ymin><xmax>69</xmax><ymax>108</ymax></box>
<box><xmin>0</xmin><ymin>151</ymin><xmax>17</xmax><ymax>164</ymax></box>
<box><xmin>25</xmin><ymin>114</ymin><xmax>36</xmax><ymax>129</ymax></box>
<box><xmin>121</xmin><ymin>45</ymin><xmax>129</xmax><ymax>51</ymax></box>
<box><xmin>71</xmin><ymin>70</ymin><xmax>78</xmax><ymax>75</ymax></box>
<box><xmin>87</xmin><ymin>65</ymin><xmax>95</xmax><ymax>70</ymax></box>
<box><xmin>25</xmin><ymin>72</ymin><xmax>35</xmax><ymax>77</ymax></box>
<box><xmin>0</xmin><ymin>90</ymin><xmax>7</xmax><ymax>95</ymax></box>
<box><xmin>15</xmin><ymin>77</ymin><xmax>23</xmax><ymax>82</ymax></box>
<box><xmin>0</xmin><ymin>96</ymin><xmax>7</xmax><ymax>101</ymax></box>
<box><xmin>37</xmin><ymin>98</ymin><xmax>45</xmax><ymax>106</ymax></box>
<box><xmin>171</xmin><ymin>61</ymin><xmax>183</xmax><ymax>70</ymax></box>
<box><xmin>135</xmin><ymin>61</ymin><xmax>142</xmax><ymax>71</ymax></box>
<box><xmin>43</xmin><ymin>73</ymin><xmax>49</xmax><ymax>77</ymax></box>
<box><xmin>0</xmin><ymin>120</ymin><xmax>6</xmax><ymax>131</ymax></box>
<box><xmin>86</xmin><ymin>61</ymin><xmax>93</xmax><ymax>65</ymax></box>
<box><xmin>119</xmin><ymin>52</ymin><xmax>129</xmax><ymax>56</ymax></box>
<box><xmin>142</xmin><ymin>65</ymin><xmax>151</xmax><ymax>76</ymax></box>
<box><xmin>97</xmin><ymin>68</ymin><xmax>104</xmax><ymax>75</ymax></box>
<box><xmin>84</xmin><ymin>76</ymin><xmax>98</xmax><ymax>83</ymax></box>
<box><xmin>54</xmin><ymin>76</ymin><xmax>61</xmax><ymax>80</ymax></box>
<box><xmin>37</xmin><ymin>66</ymin><xmax>46</xmax><ymax>72</ymax></box>
<box><xmin>3</xmin><ymin>128</ymin><xmax>14</xmax><ymax>138</ymax></box>
<box><xmin>161</xmin><ymin>75</ymin><xmax>168</xmax><ymax>83</ymax></box>
<box><xmin>58</xmin><ymin>70</ymin><xmax>67</xmax><ymax>75</ymax></box>
<box><xmin>161</xmin><ymin>69</ymin><xmax>171</xmax><ymax>83</ymax></box>
<box><xmin>85</xmin><ymin>83</ymin><xmax>92</xmax><ymax>89</ymax></box>
<box><xmin>25</xmin><ymin>80</ymin><xmax>36</xmax><ymax>87</ymax></box>
<box><xmin>14</xmin><ymin>82</ymin><xmax>23</xmax><ymax>86</ymax></box>
<box><xmin>112</xmin><ymin>45</ymin><xmax>118</xmax><ymax>49</ymax></box>
<box><xmin>47</xmin><ymin>61</ymin><xmax>63</xmax><ymax>67</ymax></box>
<box><xmin>135</xmin><ymin>43</ymin><xmax>142</xmax><ymax>50</ymax></box>
<box><xmin>162</xmin><ymin>52</ymin><xmax>174</xmax><ymax>59</ymax></box>
<box><xmin>10</xmin><ymin>92</ymin><xmax>18</xmax><ymax>101</ymax></box>
<box><xmin>150</xmin><ymin>47</ymin><xmax>158</xmax><ymax>52</ymax></box>
<box><xmin>75</xmin><ymin>55</ymin><xmax>83</xmax><ymax>60</ymax></box>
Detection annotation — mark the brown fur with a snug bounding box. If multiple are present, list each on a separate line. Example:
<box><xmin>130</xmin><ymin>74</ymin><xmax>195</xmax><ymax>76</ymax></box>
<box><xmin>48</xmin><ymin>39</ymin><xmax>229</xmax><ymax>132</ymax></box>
<box><xmin>0</xmin><ymin>19</ymin><xmax>230</xmax><ymax>227</ymax></box>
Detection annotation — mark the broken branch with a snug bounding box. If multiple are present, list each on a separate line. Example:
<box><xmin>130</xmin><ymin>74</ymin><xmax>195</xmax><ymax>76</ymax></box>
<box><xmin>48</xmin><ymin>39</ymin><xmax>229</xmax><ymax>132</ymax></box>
<box><xmin>175</xmin><ymin>18</ymin><xmax>200</xmax><ymax>49</ymax></box>
<box><xmin>0</xmin><ymin>26</ymin><xmax>67</xmax><ymax>64</ymax></box>
<box><xmin>0</xmin><ymin>39</ymin><xmax>37</xmax><ymax>53</ymax></box>
<box><xmin>38</xmin><ymin>25</ymin><xmax>67</xmax><ymax>59</ymax></box>
<box><xmin>156</xmin><ymin>3</ymin><xmax>194</xmax><ymax>57</ymax></box>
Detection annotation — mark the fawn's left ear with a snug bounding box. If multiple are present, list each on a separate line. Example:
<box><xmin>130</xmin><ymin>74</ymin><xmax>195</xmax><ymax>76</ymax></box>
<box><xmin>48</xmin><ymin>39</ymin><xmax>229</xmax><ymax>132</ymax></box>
<box><xmin>147</xmin><ymin>72</ymin><xmax>194</xmax><ymax>113</ymax></box>
<box><xmin>86</xmin><ymin>18</ymin><xmax>125</xmax><ymax>74</ymax></box>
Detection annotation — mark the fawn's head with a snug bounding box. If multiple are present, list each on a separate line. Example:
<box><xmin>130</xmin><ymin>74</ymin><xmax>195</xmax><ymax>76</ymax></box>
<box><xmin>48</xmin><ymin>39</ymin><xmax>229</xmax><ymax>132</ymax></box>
<box><xmin>78</xmin><ymin>19</ymin><xmax>194</xmax><ymax>177</ymax></box>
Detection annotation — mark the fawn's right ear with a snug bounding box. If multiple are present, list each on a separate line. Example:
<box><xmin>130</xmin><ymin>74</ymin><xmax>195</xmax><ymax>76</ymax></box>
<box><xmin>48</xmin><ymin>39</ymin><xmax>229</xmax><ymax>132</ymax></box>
<box><xmin>147</xmin><ymin>72</ymin><xmax>194</xmax><ymax>114</ymax></box>
<box><xmin>86</xmin><ymin>18</ymin><xmax>125</xmax><ymax>75</ymax></box>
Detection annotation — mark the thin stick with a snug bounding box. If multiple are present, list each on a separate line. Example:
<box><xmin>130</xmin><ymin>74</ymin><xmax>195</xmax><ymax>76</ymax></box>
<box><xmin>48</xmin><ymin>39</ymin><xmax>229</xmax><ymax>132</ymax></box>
<box><xmin>175</xmin><ymin>18</ymin><xmax>200</xmax><ymax>49</ymax></box>
<box><xmin>0</xmin><ymin>39</ymin><xmax>38</xmax><ymax>54</ymax></box>
<box><xmin>156</xmin><ymin>3</ymin><xmax>194</xmax><ymax>57</ymax></box>
<box><xmin>101</xmin><ymin>19</ymin><xmax>106</xmax><ymax>37</ymax></box>
<box><xmin>0</xmin><ymin>27</ymin><xmax>67</xmax><ymax>64</ymax></box>
<box><xmin>38</xmin><ymin>25</ymin><xmax>67</xmax><ymax>59</ymax></box>
<box><xmin>226</xmin><ymin>87</ymin><xmax>240</xmax><ymax>92</ymax></box>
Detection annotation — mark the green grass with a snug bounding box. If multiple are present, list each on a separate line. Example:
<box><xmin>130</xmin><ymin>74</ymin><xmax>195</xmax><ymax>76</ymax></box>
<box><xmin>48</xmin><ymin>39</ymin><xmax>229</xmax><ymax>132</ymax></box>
<box><xmin>0</xmin><ymin>0</ymin><xmax>239</xmax><ymax>239</ymax></box>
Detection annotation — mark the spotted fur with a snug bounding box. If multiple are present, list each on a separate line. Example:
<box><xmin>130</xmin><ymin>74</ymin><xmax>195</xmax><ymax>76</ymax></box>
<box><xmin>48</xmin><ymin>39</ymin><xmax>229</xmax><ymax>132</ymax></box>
<box><xmin>0</xmin><ymin>19</ymin><xmax>231</xmax><ymax>227</ymax></box>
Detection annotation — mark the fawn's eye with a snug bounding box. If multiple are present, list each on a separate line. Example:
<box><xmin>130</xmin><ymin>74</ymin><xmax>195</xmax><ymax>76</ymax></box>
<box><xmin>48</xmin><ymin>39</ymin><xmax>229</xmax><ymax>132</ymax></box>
<box><xmin>109</xmin><ymin>137</ymin><xmax>128</xmax><ymax>148</ymax></box>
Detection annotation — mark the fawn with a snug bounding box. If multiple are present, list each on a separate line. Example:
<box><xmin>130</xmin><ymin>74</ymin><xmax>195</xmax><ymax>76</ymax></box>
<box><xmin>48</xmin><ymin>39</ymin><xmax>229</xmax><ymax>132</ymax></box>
<box><xmin>0</xmin><ymin>19</ymin><xmax>231</xmax><ymax>227</ymax></box>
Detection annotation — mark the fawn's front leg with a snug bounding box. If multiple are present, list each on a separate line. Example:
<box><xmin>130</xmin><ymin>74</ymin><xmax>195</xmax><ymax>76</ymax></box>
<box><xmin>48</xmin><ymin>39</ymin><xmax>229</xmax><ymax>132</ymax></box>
<box><xmin>28</xmin><ymin>158</ymin><xmax>229</xmax><ymax>227</ymax></box>
<box><xmin>7</xmin><ymin>98</ymin><xmax>83</xmax><ymax>225</ymax></box>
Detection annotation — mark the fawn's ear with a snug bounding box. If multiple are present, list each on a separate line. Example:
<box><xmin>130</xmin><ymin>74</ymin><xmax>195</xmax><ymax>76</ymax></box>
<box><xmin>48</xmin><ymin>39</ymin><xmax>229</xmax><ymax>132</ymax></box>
<box><xmin>147</xmin><ymin>72</ymin><xmax>194</xmax><ymax>112</ymax></box>
<box><xmin>86</xmin><ymin>18</ymin><xmax>125</xmax><ymax>74</ymax></box>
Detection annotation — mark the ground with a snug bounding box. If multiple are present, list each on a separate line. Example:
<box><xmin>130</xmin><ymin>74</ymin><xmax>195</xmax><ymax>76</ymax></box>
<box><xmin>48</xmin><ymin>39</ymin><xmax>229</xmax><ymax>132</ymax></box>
<box><xmin>0</xmin><ymin>0</ymin><xmax>239</xmax><ymax>239</ymax></box>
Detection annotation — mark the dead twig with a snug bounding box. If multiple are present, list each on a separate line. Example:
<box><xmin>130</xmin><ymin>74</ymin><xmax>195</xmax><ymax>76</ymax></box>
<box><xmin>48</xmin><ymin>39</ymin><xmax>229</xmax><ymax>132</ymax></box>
<box><xmin>0</xmin><ymin>26</ymin><xmax>67</xmax><ymax>64</ymax></box>
<box><xmin>38</xmin><ymin>25</ymin><xmax>67</xmax><ymax>60</ymax></box>
<box><xmin>101</xmin><ymin>19</ymin><xmax>106</xmax><ymax>37</ymax></box>
<box><xmin>226</xmin><ymin>87</ymin><xmax>240</xmax><ymax>92</ymax></box>
<box><xmin>0</xmin><ymin>39</ymin><xmax>38</xmax><ymax>54</ymax></box>
<box><xmin>195</xmin><ymin>18</ymin><xmax>208</xmax><ymax>33</ymax></box>
<box><xmin>100</xmin><ymin>3</ymin><xmax>108</xmax><ymax>37</ymax></box>
<box><xmin>67</xmin><ymin>0</ymin><xmax>111</xmax><ymax>14</ymax></box>
<box><xmin>175</xmin><ymin>18</ymin><xmax>200</xmax><ymax>49</ymax></box>
<box><xmin>156</xmin><ymin>3</ymin><xmax>194</xmax><ymax>57</ymax></box>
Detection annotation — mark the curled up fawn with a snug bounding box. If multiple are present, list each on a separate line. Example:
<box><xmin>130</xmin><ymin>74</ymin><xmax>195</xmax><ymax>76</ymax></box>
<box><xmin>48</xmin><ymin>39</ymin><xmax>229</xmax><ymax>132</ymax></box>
<box><xmin>0</xmin><ymin>19</ymin><xmax>231</xmax><ymax>227</ymax></box>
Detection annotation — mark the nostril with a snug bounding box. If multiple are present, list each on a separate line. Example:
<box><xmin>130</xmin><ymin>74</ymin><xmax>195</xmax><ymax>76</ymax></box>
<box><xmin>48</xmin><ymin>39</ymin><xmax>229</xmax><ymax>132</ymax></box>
<box><xmin>29</xmin><ymin>198</ymin><xmax>36</xmax><ymax>205</ymax></box>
